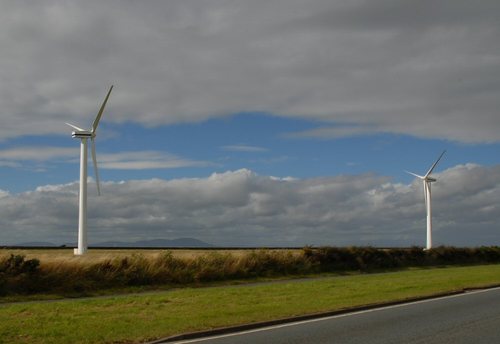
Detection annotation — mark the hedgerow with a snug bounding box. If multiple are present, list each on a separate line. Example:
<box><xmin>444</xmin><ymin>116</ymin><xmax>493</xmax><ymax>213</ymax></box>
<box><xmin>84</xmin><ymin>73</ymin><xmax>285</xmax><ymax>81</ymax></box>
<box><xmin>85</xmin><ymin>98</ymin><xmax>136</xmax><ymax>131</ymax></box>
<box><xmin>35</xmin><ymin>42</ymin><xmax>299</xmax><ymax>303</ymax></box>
<box><xmin>2</xmin><ymin>246</ymin><xmax>500</xmax><ymax>296</ymax></box>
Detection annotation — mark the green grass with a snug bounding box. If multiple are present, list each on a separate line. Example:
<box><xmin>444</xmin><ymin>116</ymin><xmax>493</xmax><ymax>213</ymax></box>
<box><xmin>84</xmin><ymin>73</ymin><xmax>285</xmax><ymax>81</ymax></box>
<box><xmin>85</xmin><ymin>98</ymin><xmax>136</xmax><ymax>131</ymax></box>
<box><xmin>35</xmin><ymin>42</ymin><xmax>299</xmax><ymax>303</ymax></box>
<box><xmin>1</xmin><ymin>264</ymin><xmax>500</xmax><ymax>344</ymax></box>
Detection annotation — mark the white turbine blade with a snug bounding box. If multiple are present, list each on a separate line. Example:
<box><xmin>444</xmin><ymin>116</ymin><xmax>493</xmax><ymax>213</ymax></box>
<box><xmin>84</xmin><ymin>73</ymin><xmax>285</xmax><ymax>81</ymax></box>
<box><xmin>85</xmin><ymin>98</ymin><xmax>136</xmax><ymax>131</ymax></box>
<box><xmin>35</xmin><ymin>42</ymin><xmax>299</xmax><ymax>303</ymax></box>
<box><xmin>405</xmin><ymin>170</ymin><xmax>424</xmax><ymax>179</ymax></box>
<box><xmin>92</xmin><ymin>85</ymin><xmax>113</xmax><ymax>134</ymax></box>
<box><xmin>91</xmin><ymin>138</ymin><xmax>101</xmax><ymax>196</ymax></box>
<box><xmin>425</xmin><ymin>150</ymin><xmax>446</xmax><ymax>177</ymax></box>
<box><xmin>66</xmin><ymin>123</ymin><xmax>85</xmax><ymax>131</ymax></box>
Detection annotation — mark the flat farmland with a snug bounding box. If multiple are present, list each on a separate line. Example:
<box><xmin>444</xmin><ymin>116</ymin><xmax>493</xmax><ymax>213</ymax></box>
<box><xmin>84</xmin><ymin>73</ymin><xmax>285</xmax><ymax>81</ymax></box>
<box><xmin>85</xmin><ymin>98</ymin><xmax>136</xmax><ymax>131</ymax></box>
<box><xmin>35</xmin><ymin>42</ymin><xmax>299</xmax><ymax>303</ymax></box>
<box><xmin>0</xmin><ymin>248</ymin><xmax>301</xmax><ymax>264</ymax></box>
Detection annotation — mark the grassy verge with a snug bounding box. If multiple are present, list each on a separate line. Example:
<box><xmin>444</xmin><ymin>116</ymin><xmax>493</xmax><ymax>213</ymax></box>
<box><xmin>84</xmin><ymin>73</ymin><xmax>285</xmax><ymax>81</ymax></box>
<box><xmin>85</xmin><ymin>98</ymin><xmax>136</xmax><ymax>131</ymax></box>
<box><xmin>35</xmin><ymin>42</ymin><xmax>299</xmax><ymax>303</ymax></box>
<box><xmin>1</xmin><ymin>264</ymin><xmax>500</xmax><ymax>344</ymax></box>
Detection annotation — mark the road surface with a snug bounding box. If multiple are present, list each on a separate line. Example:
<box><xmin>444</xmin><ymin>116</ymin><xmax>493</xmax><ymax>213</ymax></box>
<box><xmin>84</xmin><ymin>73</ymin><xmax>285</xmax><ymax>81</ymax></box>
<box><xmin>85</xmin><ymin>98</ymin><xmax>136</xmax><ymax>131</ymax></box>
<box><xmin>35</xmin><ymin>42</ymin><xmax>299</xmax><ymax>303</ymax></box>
<box><xmin>167</xmin><ymin>287</ymin><xmax>500</xmax><ymax>344</ymax></box>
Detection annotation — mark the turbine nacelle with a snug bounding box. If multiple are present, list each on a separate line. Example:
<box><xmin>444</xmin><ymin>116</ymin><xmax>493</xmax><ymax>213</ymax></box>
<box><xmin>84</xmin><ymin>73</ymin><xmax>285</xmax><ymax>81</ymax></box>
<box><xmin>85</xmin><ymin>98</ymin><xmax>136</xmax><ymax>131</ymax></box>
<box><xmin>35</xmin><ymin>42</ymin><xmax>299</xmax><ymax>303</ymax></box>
<box><xmin>71</xmin><ymin>131</ymin><xmax>93</xmax><ymax>138</ymax></box>
<box><xmin>405</xmin><ymin>174</ymin><xmax>437</xmax><ymax>183</ymax></box>
<box><xmin>66</xmin><ymin>123</ymin><xmax>94</xmax><ymax>138</ymax></box>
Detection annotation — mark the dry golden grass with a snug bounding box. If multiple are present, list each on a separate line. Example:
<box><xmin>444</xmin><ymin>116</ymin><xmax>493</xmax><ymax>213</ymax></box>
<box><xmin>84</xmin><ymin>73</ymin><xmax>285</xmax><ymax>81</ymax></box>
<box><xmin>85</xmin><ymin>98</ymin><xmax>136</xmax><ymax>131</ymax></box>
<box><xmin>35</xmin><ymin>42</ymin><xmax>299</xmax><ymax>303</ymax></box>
<box><xmin>0</xmin><ymin>248</ymin><xmax>301</xmax><ymax>265</ymax></box>
<box><xmin>1</xmin><ymin>248</ymin><xmax>310</xmax><ymax>297</ymax></box>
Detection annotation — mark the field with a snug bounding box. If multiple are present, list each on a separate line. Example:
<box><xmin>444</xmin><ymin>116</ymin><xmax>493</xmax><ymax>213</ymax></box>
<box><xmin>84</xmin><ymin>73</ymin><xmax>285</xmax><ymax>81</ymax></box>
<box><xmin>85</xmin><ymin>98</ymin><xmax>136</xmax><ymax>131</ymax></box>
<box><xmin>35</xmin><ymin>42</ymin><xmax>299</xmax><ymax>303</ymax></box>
<box><xmin>0</xmin><ymin>248</ymin><xmax>273</xmax><ymax>263</ymax></box>
<box><xmin>1</xmin><ymin>264</ymin><xmax>500</xmax><ymax>343</ymax></box>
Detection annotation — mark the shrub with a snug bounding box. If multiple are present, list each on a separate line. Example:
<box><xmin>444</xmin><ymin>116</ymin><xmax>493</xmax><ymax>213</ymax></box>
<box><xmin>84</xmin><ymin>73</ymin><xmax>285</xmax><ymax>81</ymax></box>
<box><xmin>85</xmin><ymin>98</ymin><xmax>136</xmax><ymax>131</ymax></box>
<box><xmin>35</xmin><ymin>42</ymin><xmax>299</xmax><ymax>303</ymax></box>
<box><xmin>0</xmin><ymin>255</ymin><xmax>40</xmax><ymax>295</ymax></box>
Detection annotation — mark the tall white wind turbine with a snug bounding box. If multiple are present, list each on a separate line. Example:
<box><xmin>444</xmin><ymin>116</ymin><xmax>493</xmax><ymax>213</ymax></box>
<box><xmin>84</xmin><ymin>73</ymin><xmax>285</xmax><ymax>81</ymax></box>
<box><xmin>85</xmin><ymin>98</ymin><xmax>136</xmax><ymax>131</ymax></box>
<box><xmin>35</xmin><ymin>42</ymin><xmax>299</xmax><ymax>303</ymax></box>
<box><xmin>406</xmin><ymin>150</ymin><xmax>446</xmax><ymax>250</ymax></box>
<box><xmin>66</xmin><ymin>86</ymin><xmax>113</xmax><ymax>255</ymax></box>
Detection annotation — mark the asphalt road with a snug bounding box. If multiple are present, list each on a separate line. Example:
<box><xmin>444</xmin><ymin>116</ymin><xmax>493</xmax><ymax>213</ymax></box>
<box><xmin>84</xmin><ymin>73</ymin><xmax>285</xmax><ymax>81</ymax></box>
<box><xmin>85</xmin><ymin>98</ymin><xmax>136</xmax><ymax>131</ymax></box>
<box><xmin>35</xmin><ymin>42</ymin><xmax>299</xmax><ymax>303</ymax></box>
<box><xmin>169</xmin><ymin>287</ymin><xmax>500</xmax><ymax>344</ymax></box>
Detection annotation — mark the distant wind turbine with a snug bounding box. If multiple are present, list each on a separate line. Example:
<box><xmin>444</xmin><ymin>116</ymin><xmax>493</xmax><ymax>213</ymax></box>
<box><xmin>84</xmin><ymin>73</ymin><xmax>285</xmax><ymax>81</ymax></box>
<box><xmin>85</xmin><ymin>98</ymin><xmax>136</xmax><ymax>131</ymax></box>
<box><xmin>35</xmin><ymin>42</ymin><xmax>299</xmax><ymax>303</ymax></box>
<box><xmin>66</xmin><ymin>86</ymin><xmax>113</xmax><ymax>255</ymax></box>
<box><xmin>406</xmin><ymin>150</ymin><xmax>446</xmax><ymax>250</ymax></box>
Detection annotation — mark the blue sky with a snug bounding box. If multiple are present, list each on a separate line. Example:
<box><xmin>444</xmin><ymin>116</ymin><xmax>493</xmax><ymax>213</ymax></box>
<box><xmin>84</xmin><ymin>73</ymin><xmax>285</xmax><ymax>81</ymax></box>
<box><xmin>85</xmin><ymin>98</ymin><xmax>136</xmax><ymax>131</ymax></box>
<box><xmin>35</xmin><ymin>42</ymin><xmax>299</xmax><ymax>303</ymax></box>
<box><xmin>2</xmin><ymin>112</ymin><xmax>498</xmax><ymax>194</ymax></box>
<box><xmin>0</xmin><ymin>1</ymin><xmax>499</xmax><ymax>246</ymax></box>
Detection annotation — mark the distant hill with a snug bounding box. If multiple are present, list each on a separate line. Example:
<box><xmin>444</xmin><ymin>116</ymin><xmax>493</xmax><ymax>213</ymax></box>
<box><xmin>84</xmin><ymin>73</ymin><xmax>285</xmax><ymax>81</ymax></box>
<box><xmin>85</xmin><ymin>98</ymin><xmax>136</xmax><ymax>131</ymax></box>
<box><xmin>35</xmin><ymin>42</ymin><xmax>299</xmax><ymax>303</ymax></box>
<box><xmin>93</xmin><ymin>238</ymin><xmax>213</xmax><ymax>248</ymax></box>
<box><xmin>14</xmin><ymin>241</ymin><xmax>58</xmax><ymax>247</ymax></box>
<box><xmin>8</xmin><ymin>238</ymin><xmax>213</xmax><ymax>248</ymax></box>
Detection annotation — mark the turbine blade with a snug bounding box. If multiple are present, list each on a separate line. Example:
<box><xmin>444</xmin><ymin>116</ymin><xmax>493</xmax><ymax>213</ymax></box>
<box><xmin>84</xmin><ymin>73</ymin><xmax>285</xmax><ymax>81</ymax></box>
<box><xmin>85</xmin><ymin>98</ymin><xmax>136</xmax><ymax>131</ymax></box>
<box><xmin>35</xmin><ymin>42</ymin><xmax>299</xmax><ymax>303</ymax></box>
<box><xmin>405</xmin><ymin>170</ymin><xmax>424</xmax><ymax>179</ymax></box>
<box><xmin>91</xmin><ymin>138</ymin><xmax>101</xmax><ymax>196</ymax></box>
<box><xmin>425</xmin><ymin>150</ymin><xmax>446</xmax><ymax>177</ymax></box>
<box><xmin>92</xmin><ymin>85</ymin><xmax>113</xmax><ymax>134</ymax></box>
<box><xmin>66</xmin><ymin>123</ymin><xmax>85</xmax><ymax>131</ymax></box>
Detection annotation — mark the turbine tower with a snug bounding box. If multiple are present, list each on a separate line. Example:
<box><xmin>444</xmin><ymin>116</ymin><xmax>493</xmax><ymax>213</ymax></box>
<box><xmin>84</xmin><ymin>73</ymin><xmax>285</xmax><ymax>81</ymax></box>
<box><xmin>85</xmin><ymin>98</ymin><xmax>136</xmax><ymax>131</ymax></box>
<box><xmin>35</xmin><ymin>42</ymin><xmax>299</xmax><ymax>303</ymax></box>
<box><xmin>66</xmin><ymin>86</ymin><xmax>113</xmax><ymax>255</ymax></box>
<box><xmin>406</xmin><ymin>150</ymin><xmax>446</xmax><ymax>250</ymax></box>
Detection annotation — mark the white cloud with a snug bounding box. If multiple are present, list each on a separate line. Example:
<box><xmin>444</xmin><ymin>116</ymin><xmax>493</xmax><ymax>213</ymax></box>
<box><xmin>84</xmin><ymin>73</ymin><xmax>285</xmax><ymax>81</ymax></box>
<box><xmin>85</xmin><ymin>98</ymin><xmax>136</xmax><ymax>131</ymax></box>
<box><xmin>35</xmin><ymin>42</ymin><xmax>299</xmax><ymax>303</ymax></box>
<box><xmin>98</xmin><ymin>151</ymin><xmax>210</xmax><ymax>170</ymax></box>
<box><xmin>0</xmin><ymin>146</ymin><xmax>209</xmax><ymax>170</ymax></box>
<box><xmin>0</xmin><ymin>147</ymin><xmax>76</xmax><ymax>161</ymax></box>
<box><xmin>221</xmin><ymin>145</ymin><xmax>268</xmax><ymax>152</ymax></box>
<box><xmin>0</xmin><ymin>164</ymin><xmax>499</xmax><ymax>246</ymax></box>
<box><xmin>0</xmin><ymin>1</ymin><xmax>499</xmax><ymax>142</ymax></box>
<box><xmin>0</xmin><ymin>161</ymin><xmax>21</xmax><ymax>168</ymax></box>
<box><xmin>0</xmin><ymin>146</ymin><xmax>77</xmax><ymax>172</ymax></box>
<box><xmin>0</xmin><ymin>189</ymin><xmax>9</xmax><ymax>199</ymax></box>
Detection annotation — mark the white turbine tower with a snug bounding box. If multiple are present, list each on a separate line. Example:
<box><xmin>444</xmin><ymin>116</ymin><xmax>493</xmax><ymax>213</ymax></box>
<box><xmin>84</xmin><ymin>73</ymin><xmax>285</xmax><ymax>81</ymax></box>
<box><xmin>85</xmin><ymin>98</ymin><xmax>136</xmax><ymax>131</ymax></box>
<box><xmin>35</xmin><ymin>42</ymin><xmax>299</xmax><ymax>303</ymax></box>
<box><xmin>406</xmin><ymin>150</ymin><xmax>446</xmax><ymax>250</ymax></box>
<box><xmin>66</xmin><ymin>86</ymin><xmax>113</xmax><ymax>255</ymax></box>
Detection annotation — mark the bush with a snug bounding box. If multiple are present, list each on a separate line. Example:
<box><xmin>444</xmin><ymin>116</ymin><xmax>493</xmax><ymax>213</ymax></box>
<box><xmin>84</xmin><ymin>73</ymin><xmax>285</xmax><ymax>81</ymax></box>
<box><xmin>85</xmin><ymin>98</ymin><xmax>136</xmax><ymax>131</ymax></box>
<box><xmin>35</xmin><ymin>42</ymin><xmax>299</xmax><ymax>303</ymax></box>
<box><xmin>0</xmin><ymin>255</ymin><xmax>40</xmax><ymax>295</ymax></box>
<box><xmin>303</xmin><ymin>246</ymin><xmax>500</xmax><ymax>272</ymax></box>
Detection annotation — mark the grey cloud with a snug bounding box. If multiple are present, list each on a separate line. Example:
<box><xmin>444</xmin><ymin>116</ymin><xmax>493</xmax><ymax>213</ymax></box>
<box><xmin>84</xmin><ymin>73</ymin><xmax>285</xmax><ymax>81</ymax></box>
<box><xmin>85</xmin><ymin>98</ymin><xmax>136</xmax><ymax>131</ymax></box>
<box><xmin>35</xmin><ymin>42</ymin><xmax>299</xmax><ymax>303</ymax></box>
<box><xmin>0</xmin><ymin>165</ymin><xmax>498</xmax><ymax>247</ymax></box>
<box><xmin>296</xmin><ymin>1</ymin><xmax>500</xmax><ymax>32</ymax></box>
<box><xmin>1</xmin><ymin>1</ymin><xmax>499</xmax><ymax>142</ymax></box>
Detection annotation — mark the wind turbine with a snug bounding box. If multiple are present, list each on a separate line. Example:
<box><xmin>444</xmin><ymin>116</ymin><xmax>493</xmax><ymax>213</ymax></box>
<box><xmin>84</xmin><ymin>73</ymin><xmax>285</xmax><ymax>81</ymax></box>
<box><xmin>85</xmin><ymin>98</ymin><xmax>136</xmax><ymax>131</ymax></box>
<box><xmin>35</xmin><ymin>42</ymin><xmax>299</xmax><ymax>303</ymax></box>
<box><xmin>406</xmin><ymin>150</ymin><xmax>446</xmax><ymax>250</ymax></box>
<box><xmin>66</xmin><ymin>86</ymin><xmax>113</xmax><ymax>255</ymax></box>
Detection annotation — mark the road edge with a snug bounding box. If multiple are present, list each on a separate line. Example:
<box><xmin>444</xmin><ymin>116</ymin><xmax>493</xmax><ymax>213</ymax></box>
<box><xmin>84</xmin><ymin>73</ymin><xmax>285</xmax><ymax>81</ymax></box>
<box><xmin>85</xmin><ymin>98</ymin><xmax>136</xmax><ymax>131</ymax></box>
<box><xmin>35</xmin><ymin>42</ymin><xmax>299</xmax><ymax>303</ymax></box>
<box><xmin>147</xmin><ymin>283</ymin><xmax>500</xmax><ymax>344</ymax></box>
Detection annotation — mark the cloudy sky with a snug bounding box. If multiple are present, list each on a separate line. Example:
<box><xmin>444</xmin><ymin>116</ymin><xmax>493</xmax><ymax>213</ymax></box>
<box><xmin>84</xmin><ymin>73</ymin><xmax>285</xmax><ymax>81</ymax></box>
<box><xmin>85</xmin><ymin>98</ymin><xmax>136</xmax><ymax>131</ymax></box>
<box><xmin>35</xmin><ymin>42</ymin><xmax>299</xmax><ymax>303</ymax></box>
<box><xmin>0</xmin><ymin>0</ymin><xmax>499</xmax><ymax>246</ymax></box>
